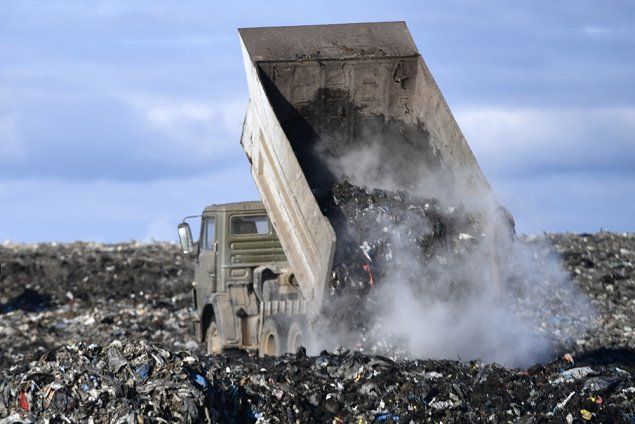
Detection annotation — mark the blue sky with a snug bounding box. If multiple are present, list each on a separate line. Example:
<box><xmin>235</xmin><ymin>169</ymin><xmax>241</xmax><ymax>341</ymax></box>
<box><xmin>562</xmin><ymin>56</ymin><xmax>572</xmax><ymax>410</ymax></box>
<box><xmin>1</xmin><ymin>1</ymin><xmax>633</xmax><ymax>242</ymax></box>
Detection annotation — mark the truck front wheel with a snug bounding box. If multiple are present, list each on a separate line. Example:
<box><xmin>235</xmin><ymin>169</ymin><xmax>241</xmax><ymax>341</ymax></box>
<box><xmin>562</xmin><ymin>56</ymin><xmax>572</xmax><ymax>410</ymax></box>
<box><xmin>206</xmin><ymin>319</ymin><xmax>223</xmax><ymax>355</ymax></box>
<box><xmin>259</xmin><ymin>316</ymin><xmax>289</xmax><ymax>357</ymax></box>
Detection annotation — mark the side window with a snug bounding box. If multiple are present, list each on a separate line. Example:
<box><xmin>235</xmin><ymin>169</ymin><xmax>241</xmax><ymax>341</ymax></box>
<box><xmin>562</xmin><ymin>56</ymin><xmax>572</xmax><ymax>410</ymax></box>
<box><xmin>201</xmin><ymin>217</ymin><xmax>216</xmax><ymax>251</ymax></box>
<box><xmin>231</xmin><ymin>215</ymin><xmax>270</xmax><ymax>236</ymax></box>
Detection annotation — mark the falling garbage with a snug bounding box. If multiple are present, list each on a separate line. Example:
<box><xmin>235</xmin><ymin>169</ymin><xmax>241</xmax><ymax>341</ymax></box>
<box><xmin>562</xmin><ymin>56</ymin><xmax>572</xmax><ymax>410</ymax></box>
<box><xmin>326</xmin><ymin>181</ymin><xmax>481</xmax><ymax>299</ymax></box>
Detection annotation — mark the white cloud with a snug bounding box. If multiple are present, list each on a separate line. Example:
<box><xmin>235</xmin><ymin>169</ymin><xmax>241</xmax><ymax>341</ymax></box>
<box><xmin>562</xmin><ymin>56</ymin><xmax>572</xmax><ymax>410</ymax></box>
<box><xmin>0</xmin><ymin>168</ymin><xmax>258</xmax><ymax>242</ymax></box>
<box><xmin>0</xmin><ymin>87</ymin><xmax>248</xmax><ymax>180</ymax></box>
<box><xmin>583</xmin><ymin>26</ymin><xmax>612</xmax><ymax>36</ymax></box>
<box><xmin>126</xmin><ymin>94</ymin><xmax>246</xmax><ymax>162</ymax></box>
<box><xmin>452</xmin><ymin>106</ymin><xmax>635</xmax><ymax>233</ymax></box>
<box><xmin>456</xmin><ymin>106</ymin><xmax>635</xmax><ymax>176</ymax></box>
<box><xmin>138</xmin><ymin>97</ymin><xmax>244</xmax><ymax>137</ymax></box>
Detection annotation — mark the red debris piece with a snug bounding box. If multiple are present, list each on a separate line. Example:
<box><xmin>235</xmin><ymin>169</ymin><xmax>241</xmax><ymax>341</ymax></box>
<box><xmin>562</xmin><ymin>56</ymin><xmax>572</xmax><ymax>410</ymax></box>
<box><xmin>18</xmin><ymin>390</ymin><xmax>29</xmax><ymax>412</ymax></box>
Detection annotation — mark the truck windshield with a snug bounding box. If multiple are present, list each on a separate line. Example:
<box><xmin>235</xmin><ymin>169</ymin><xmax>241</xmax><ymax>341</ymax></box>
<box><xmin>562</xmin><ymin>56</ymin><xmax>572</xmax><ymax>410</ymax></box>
<box><xmin>231</xmin><ymin>215</ymin><xmax>270</xmax><ymax>236</ymax></box>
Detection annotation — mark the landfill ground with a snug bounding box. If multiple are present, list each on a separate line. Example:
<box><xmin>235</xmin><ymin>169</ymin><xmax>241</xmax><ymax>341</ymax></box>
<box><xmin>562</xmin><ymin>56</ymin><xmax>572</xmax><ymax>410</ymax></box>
<box><xmin>0</xmin><ymin>233</ymin><xmax>633</xmax><ymax>422</ymax></box>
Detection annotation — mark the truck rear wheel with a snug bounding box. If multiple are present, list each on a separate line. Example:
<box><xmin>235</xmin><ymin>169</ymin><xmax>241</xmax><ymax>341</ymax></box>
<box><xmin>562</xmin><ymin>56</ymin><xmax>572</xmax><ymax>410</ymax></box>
<box><xmin>206</xmin><ymin>319</ymin><xmax>223</xmax><ymax>355</ymax></box>
<box><xmin>286</xmin><ymin>321</ymin><xmax>305</xmax><ymax>354</ymax></box>
<box><xmin>259</xmin><ymin>316</ymin><xmax>289</xmax><ymax>357</ymax></box>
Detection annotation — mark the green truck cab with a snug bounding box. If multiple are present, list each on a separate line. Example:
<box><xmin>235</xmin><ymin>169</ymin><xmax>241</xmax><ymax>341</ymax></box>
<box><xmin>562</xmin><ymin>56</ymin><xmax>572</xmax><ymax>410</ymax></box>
<box><xmin>178</xmin><ymin>201</ymin><xmax>307</xmax><ymax>356</ymax></box>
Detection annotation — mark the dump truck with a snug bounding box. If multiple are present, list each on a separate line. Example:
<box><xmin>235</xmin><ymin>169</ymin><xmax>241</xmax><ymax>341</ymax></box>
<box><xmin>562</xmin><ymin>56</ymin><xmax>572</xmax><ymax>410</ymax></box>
<box><xmin>178</xmin><ymin>22</ymin><xmax>513</xmax><ymax>356</ymax></box>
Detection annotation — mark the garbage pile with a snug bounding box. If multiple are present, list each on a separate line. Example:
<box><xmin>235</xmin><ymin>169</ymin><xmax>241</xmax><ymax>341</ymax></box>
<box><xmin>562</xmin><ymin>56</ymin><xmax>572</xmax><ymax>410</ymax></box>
<box><xmin>0</xmin><ymin>339</ymin><xmax>212</xmax><ymax>423</ymax></box>
<box><xmin>203</xmin><ymin>346</ymin><xmax>635</xmax><ymax>423</ymax></box>
<box><xmin>0</xmin><ymin>242</ymin><xmax>198</xmax><ymax>368</ymax></box>
<box><xmin>543</xmin><ymin>233</ymin><xmax>635</xmax><ymax>352</ymax></box>
<box><xmin>0</xmin><ymin>232</ymin><xmax>633</xmax><ymax>421</ymax></box>
<box><xmin>0</xmin><ymin>242</ymin><xmax>193</xmax><ymax>305</ymax></box>
<box><xmin>1</xmin><ymin>339</ymin><xmax>634</xmax><ymax>423</ymax></box>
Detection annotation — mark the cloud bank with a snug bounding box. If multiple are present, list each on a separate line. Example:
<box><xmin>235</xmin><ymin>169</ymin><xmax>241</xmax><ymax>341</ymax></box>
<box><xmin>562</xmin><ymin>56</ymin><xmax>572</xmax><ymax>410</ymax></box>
<box><xmin>1</xmin><ymin>0</ymin><xmax>633</xmax><ymax>241</ymax></box>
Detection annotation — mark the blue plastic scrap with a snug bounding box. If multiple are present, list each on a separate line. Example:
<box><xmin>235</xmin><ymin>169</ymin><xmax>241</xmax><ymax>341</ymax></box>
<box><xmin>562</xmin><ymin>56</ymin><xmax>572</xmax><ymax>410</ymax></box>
<box><xmin>376</xmin><ymin>413</ymin><xmax>400</xmax><ymax>422</ymax></box>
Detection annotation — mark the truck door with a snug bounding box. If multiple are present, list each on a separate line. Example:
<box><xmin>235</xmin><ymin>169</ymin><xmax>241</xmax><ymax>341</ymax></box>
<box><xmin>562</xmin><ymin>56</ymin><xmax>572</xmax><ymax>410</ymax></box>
<box><xmin>195</xmin><ymin>216</ymin><xmax>217</xmax><ymax>308</ymax></box>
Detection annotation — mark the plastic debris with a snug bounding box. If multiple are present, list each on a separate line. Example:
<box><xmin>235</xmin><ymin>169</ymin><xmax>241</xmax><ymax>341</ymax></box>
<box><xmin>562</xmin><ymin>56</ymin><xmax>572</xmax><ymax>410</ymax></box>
<box><xmin>17</xmin><ymin>391</ymin><xmax>29</xmax><ymax>412</ymax></box>
<box><xmin>583</xmin><ymin>376</ymin><xmax>621</xmax><ymax>394</ymax></box>
<box><xmin>552</xmin><ymin>366</ymin><xmax>595</xmax><ymax>384</ymax></box>
<box><xmin>589</xmin><ymin>395</ymin><xmax>603</xmax><ymax>404</ymax></box>
<box><xmin>580</xmin><ymin>409</ymin><xmax>594</xmax><ymax>420</ymax></box>
<box><xmin>555</xmin><ymin>391</ymin><xmax>575</xmax><ymax>411</ymax></box>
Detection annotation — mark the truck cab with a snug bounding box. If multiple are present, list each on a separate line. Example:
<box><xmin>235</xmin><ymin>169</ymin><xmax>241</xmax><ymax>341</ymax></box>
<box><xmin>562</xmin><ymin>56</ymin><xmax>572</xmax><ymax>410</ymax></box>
<box><xmin>178</xmin><ymin>201</ymin><xmax>307</xmax><ymax>356</ymax></box>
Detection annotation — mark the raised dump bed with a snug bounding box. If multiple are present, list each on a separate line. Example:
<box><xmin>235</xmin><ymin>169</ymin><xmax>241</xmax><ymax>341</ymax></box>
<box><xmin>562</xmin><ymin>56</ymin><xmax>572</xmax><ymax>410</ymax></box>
<box><xmin>239</xmin><ymin>22</ymin><xmax>495</xmax><ymax>317</ymax></box>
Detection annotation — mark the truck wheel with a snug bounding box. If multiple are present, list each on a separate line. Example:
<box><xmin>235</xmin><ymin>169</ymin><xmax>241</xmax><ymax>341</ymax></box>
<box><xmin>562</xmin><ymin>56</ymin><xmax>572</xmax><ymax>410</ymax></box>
<box><xmin>259</xmin><ymin>316</ymin><xmax>288</xmax><ymax>357</ymax></box>
<box><xmin>286</xmin><ymin>321</ymin><xmax>305</xmax><ymax>354</ymax></box>
<box><xmin>206</xmin><ymin>319</ymin><xmax>223</xmax><ymax>355</ymax></box>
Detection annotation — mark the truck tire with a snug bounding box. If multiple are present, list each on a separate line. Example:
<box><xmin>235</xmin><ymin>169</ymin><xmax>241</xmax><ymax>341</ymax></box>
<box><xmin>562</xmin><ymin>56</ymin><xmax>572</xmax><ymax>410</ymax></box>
<box><xmin>259</xmin><ymin>316</ymin><xmax>289</xmax><ymax>357</ymax></box>
<box><xmin>206</xmin><ymin>319</ymin><xmax>223</xmax><ymax>355</ymax></box>
<box><xmin>286</xmin><ymin>321</ymin><xmax>305</xmax><ymax>354</ymax></box>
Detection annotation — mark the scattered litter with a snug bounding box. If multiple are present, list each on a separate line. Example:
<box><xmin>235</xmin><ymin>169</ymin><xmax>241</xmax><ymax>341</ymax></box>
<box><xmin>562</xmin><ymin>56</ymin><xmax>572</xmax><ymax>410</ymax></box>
<box><xmin>1</xmin><ymin>340</ymin><xmax>210</xmax><ymax>422</ymax></box>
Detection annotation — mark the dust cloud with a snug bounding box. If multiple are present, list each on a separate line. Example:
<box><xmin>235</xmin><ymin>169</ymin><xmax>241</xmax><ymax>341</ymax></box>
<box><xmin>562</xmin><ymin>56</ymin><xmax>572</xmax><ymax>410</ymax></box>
<box><xmin>308</xmin><ymin>130</ymin><xmax>594</xmax><ymax>368</ymax></box>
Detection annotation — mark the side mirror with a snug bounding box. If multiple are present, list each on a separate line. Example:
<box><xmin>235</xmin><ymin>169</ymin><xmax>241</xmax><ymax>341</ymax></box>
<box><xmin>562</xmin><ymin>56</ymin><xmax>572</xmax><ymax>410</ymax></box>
<box><xmin>178</xmin><ymin>223</ymin><xmax>194</xmax><ymax>254</ymax></box>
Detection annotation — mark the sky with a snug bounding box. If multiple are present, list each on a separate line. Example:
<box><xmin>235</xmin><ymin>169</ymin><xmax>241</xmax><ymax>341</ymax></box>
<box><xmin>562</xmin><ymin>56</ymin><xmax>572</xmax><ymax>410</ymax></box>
<box><xmin>1</xmin><ymin>0</ymin><xmax>633</xmax><ymax>242</ymax></box>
